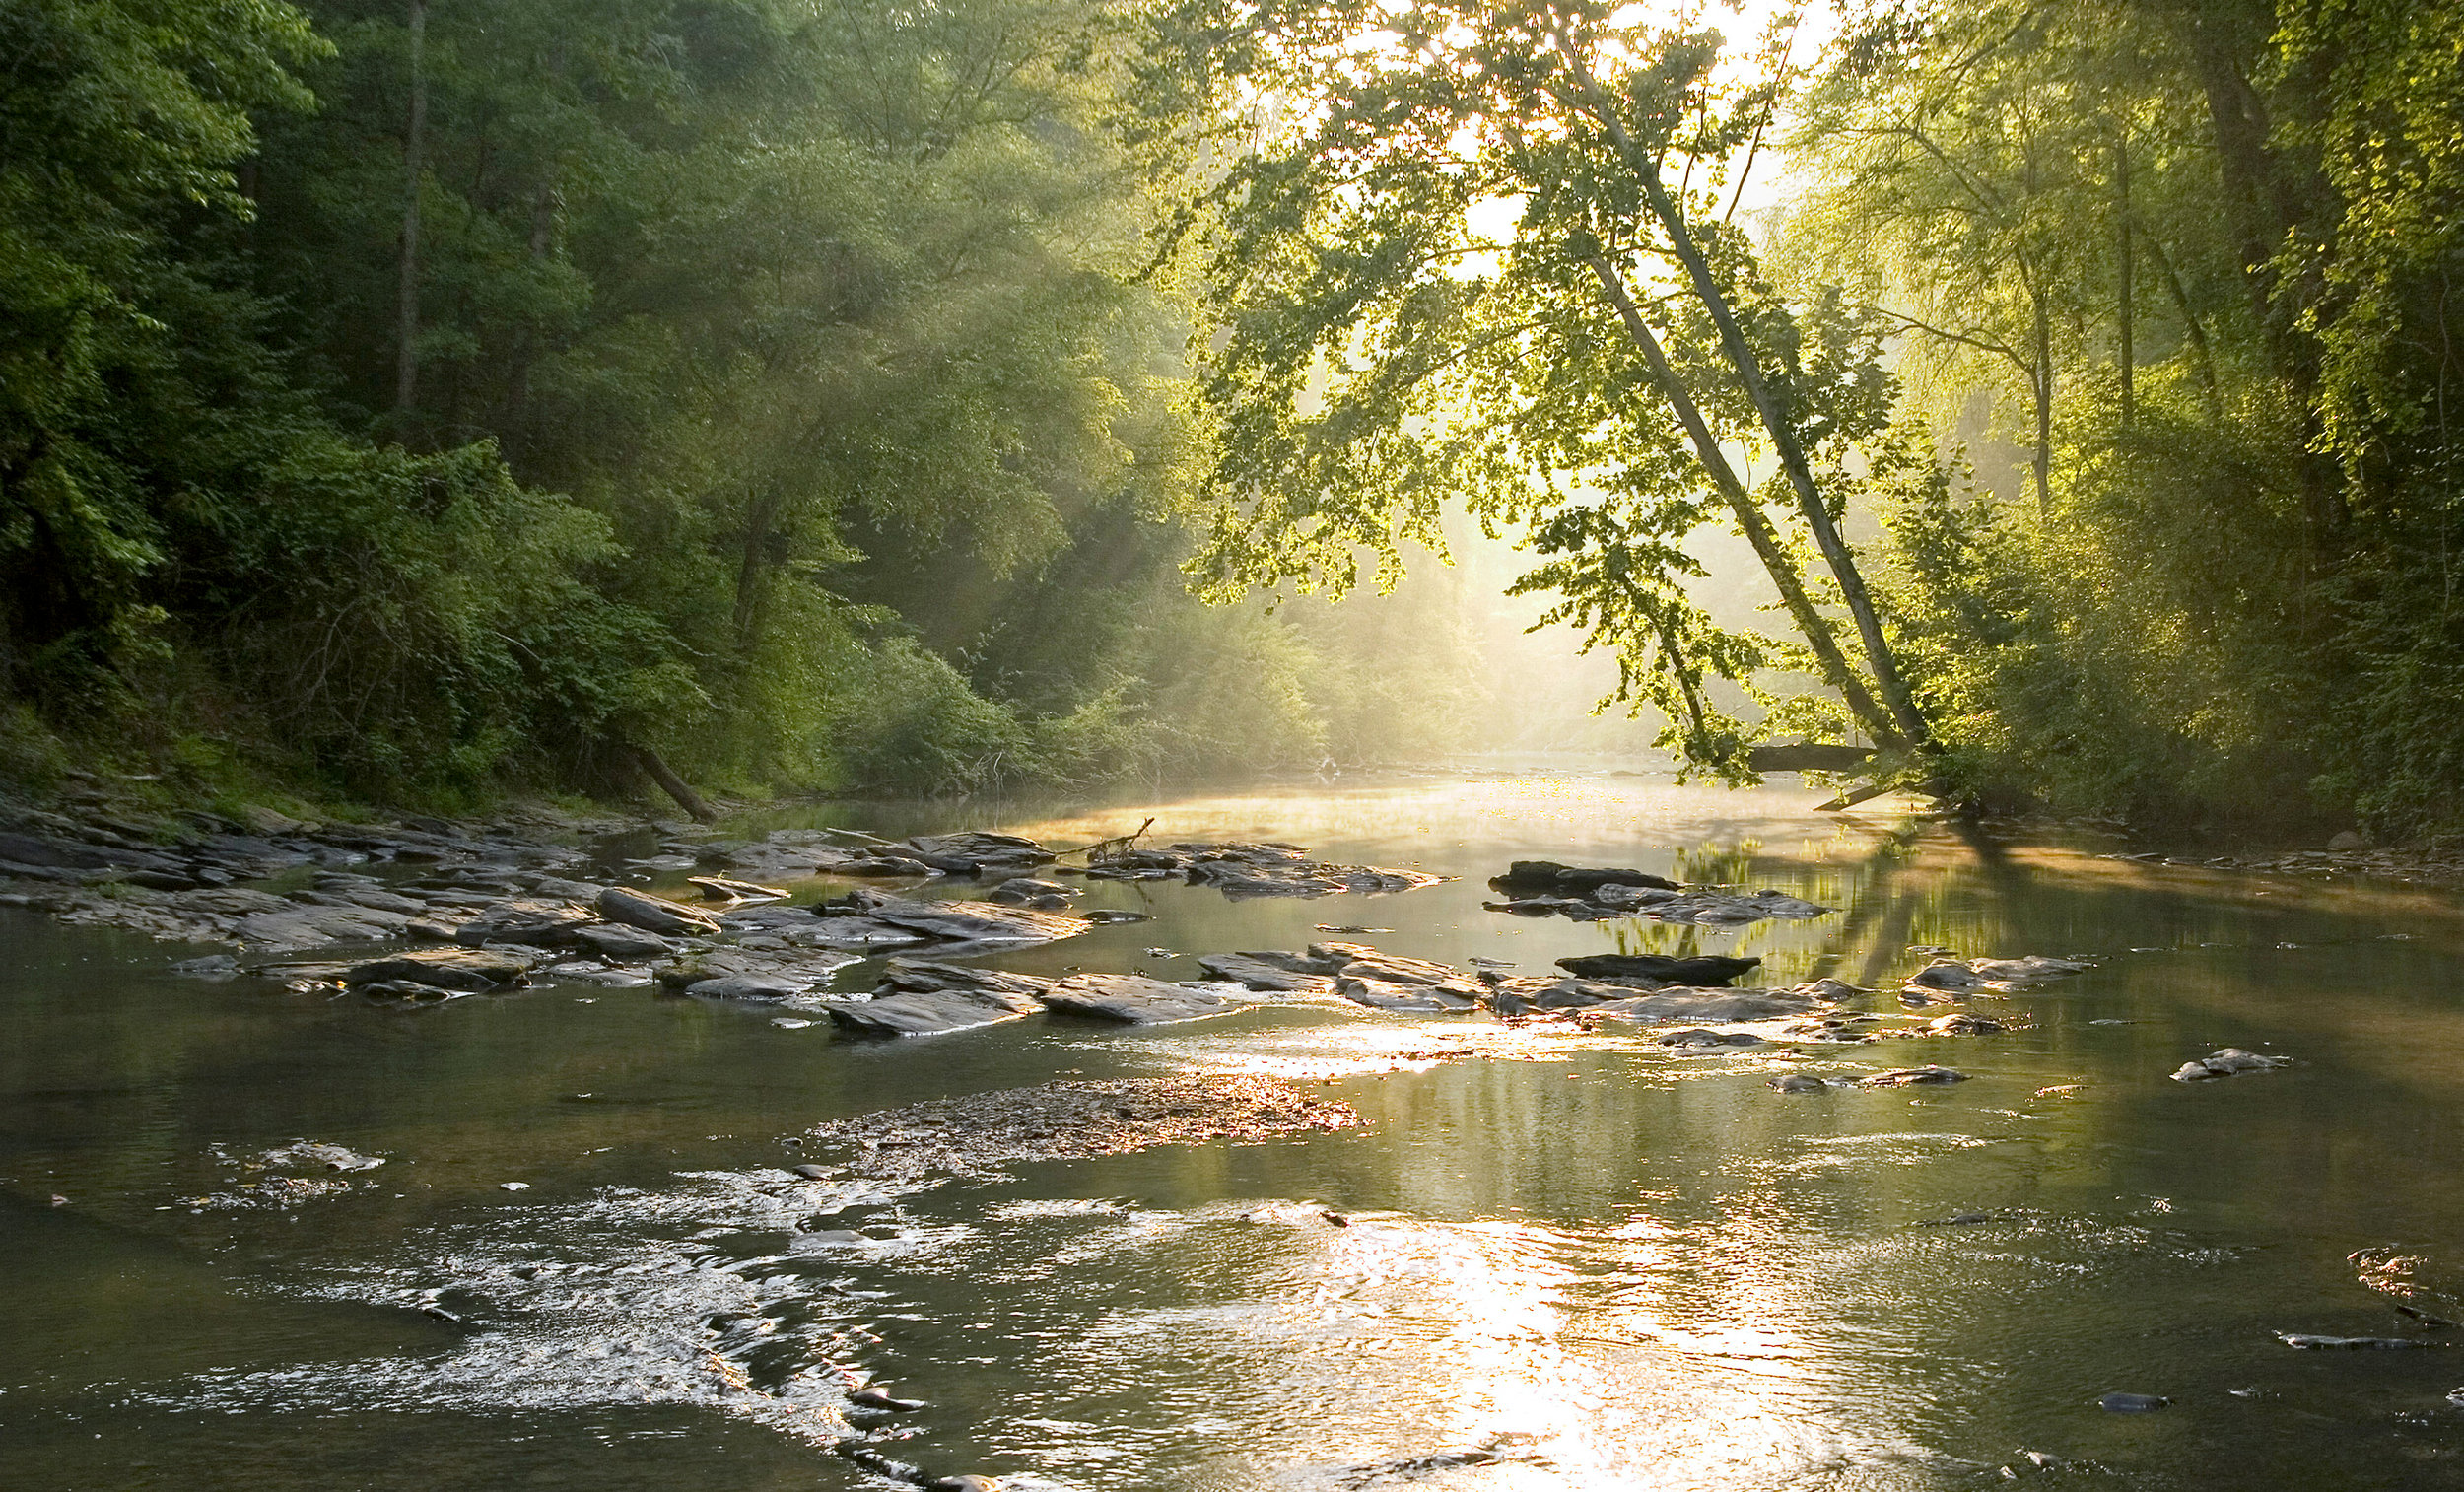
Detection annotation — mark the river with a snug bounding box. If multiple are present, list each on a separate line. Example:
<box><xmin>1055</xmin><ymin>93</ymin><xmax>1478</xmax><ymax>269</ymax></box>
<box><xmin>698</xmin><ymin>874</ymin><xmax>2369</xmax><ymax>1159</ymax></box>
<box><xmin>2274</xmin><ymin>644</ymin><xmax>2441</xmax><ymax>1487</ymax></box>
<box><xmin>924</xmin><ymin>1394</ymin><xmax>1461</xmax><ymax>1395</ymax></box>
<box><xmin>3</xmin><ymin>770</ymin><xmax>2461</xmax><ymax>1489</ymax></box>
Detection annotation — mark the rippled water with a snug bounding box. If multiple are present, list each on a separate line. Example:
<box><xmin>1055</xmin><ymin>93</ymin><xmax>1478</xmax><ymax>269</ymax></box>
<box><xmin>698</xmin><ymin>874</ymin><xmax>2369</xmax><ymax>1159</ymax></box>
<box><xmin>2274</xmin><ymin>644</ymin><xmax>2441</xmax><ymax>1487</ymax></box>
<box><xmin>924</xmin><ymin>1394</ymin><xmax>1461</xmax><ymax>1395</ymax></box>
<box><xmin>5</xmin><ymin>770</ymin><xmax>2464</xmax><ymax>1489</ymax></box>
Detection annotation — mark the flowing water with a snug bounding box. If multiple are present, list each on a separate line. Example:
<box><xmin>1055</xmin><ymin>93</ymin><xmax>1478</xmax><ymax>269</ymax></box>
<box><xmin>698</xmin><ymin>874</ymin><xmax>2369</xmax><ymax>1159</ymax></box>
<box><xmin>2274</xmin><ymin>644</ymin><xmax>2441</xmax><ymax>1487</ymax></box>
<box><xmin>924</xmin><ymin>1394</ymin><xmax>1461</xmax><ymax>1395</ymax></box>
<box><xmin>5</xmin><ymin>771</ymin><xmax>2464</xmax><ymax>1490</ymax></box>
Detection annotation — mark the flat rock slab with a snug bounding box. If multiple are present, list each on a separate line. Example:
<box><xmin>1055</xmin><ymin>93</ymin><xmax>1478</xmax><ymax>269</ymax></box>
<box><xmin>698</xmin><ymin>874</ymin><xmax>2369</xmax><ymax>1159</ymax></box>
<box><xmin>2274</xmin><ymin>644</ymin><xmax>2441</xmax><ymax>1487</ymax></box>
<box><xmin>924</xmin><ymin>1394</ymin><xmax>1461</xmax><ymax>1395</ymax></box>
<box><xmin>829</xmin><ymin>985</ymin><xmax>1049</xmax><ymax>1037</ymax></box>
<box><xmin>1556</xmin><ymin>952</ymin><xmax>1763</xmax><ymax>986</ymax></box>
<box><xmin>653</xmin><ymin>946</ymin><xmax>859</xmax><ymax>992</ymax></box>
<box><xmin>798</xmin><ymin>1074</ymin><xmax>1358</xmax><ymax>1183</ymax></box>
<box><xmin>1490</xmin><ymin>861</ymin><xmax>1679</xmax><ymax>893</ymax></box>
<box><xmin>876</xmin><ymin>959</ymin><xmax>1056</xmax><ymax>1001</ymax></box>
<box><xmin>340</xmin><ymin>948</ymin><xmax>531</xmax><ymax>991</ymax></box>
<box><xmin>821</xmin><ymin>888</ymin><xmax>1090</xmax><ymax>946</ymax></box>
<box><xmin>1577</xmin><ymin>987</ymin><xmax>1820</xmax><ymax>1024</ymax></box>
<box><xmin>1041</xmin><ymin>973</ymin><xmax>1234</xmax><ymax>1025</ymax></box>
<box><xmin>1197</xmin><ymin>953</ymin><xmax>1338</xmax><ymax>994</ymax></box>
<box><xmin>1335</xmin><ymin>975</ymin><xmax>1481</xmax><ymax>1011</ymax></box>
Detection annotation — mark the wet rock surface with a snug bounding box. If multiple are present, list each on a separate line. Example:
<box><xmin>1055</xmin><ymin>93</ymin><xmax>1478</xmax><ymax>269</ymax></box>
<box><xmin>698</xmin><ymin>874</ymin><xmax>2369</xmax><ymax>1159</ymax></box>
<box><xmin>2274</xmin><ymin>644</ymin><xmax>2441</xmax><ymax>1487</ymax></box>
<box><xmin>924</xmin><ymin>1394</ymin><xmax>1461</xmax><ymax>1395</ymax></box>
<box><xmin>795</xmin><ymin>1075</ymin><xmax>1359</xmax><ymax>1182</ymax></box>
<box><xmin>1084</xmin><ymin>841</ymin><xmax>1441</xmax><ymax>899</ymax></box>
<box><xmin>1041</xmin><ymin>973</ymin><xmax>1237</xmax><ymax>1025</ymax></box>
<box><xmin>1485</xmin><ymin>862</ymin><xmax>1832</xmax><ymax>925</ymax></box>
<box><xmin>2171</xmin><ymin>1047</ymin><xmax>2294</xmax><ymax>1081</ymax></box>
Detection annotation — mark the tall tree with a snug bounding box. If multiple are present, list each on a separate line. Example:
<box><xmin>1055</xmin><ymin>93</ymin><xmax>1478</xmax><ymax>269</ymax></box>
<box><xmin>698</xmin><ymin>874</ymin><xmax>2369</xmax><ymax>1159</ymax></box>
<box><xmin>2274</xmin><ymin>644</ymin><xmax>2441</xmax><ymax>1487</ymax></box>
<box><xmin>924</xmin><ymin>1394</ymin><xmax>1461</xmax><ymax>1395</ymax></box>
<box><xmin>1153</xmin><ymin>0</ymin><xmax>1930</xmax><ymax>772</ymax></box>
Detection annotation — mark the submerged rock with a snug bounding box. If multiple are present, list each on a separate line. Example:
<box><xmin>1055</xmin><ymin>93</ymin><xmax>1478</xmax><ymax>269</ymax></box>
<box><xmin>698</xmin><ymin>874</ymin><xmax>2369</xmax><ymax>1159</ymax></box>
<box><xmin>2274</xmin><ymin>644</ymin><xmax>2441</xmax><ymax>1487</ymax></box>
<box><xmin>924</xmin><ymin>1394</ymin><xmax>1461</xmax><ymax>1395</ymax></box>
<box><xmin>1906</xmin><ymin>955</ymin><xmax>2091</xmax><ymax>993</ymax></box>
<box><xmin>2099</xmin><ymin>1392</ymin><xmax>2170</xmax><ymax>1412</ymax></box>
<box><xmin>1486</xmin><ymin>863</ymin><xmax>1830</xmax><ymax>926</ymax></box>
<box><xmin>799</xmin><ymin>1074</ymin><xmax>1358</xmax><ymax>1182</ymax></box>
<box><xmin>1580</xmin><ymin>987</ymin><xmax>1822</xmax><ymax>1024</ymax></box>
<box><xmin>2171</xmin><ymin>1048</ymin><xmax>2293</xmax><ymax>1082</ymax></box>
<box><xmin>2277</xmin><ymin>1333</ymin><xmax>2445</xmax><ymax>1350</ymax></box>
<box><xmin>1769</xmin><ymin>1073</ymin><xmax>1830</xmax><ymax>1093</ymax></box>
<box><xmin>1658</xmin><ymin>1027</ymin><xmax>1765</xmax><ymax>1048</ymax></box>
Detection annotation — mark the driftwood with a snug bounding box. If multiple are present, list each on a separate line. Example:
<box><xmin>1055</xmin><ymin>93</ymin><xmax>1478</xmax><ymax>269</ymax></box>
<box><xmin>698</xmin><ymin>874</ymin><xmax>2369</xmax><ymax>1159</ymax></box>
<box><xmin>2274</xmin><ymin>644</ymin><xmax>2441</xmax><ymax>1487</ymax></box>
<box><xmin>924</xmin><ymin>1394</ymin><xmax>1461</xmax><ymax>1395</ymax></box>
<box><xmin>1070</xmin><ymin>816</ymin><xmax>1156</xmax><ymax>864</ymax></box>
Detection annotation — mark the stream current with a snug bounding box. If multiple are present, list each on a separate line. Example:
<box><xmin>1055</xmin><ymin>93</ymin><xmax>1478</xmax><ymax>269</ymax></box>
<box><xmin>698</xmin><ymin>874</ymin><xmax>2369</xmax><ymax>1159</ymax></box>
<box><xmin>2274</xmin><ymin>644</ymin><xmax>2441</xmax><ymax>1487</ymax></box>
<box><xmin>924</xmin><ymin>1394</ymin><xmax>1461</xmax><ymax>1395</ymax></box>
<box><xmin>3</xmin><ymin>772</ymin><xmax>2462</xmax><ymax>1489</ymax></box>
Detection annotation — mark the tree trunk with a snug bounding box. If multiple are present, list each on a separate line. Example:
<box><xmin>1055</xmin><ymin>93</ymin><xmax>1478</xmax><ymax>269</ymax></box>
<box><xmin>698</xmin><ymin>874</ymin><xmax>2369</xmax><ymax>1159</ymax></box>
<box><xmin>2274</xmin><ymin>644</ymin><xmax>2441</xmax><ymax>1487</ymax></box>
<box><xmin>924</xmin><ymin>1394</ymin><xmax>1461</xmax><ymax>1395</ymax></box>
<box><xmin>732</xmin><ymin>491</ymin><xmax>780</xmax><ymax>653</ymax></box>
<box><xmin>1628</xmin><ymin>168</ymin><xmax>1934</xmax><ymax>751</ymax></box>
<box><xmin>2115</xmin><ymin>129</ymin><xmax>2135</xmax><ymax>427</ymax></box>
<box><xmin>626</xmin><ymin>743</ymin><xmax>718</xmax><ymax>824</ymax></box>
<box><xmin>1582</xmin><ymin>253</ymin><xmax>1904</xmax><ymax>747</ymax></box>
<box><xmin>394</xmin><ymin>0</ymin><xmax>427</xmax><ymax>428</ymax></box>
<box><xmin>503</xmin><ymin>39</ymin><xmax>565</xmax><ymax>454</ymax></box>
<box><xmin>2030</xmin><ymin>293</ymin><xmax>2053</xmax><ymax>515</ymax></box>
<box><xmin>2146</xmin><ymin>236</ymin><xmax>2221</xmax><ymax>409</ymax></box>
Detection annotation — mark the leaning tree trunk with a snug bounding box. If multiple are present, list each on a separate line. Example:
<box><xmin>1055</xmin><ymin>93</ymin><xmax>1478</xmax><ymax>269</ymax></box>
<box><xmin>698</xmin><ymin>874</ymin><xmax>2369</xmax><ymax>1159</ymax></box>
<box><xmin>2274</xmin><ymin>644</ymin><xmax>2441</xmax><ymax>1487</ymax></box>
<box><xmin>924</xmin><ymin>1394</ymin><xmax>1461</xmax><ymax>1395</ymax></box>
<box><xmin>1627</xmin><ymin>168</ymin><xmax>1935</xmax><ymax>752</ymax></box>
<box><xmin>1582</xmin><ymin>252</ymin><xmax>1905</xmax><ymax>749</ymax></box>
<box><xmin>623</xmin><ymin>742</ymin><xmax>718</xmax><ymax>824</ymax></box>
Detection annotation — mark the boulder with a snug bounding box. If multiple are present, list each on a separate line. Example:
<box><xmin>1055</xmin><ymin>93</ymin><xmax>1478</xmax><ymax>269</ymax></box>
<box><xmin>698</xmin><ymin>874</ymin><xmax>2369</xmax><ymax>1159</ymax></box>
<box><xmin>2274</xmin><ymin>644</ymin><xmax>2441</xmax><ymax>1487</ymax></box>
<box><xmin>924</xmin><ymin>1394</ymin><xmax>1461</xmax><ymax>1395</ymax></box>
<box><xmin>1041</xmin><ymin>974</ymin><xmax>1233</xmax><ymax>1025</ymax></box>
<box><xmin>875</xmin><ymin>958</ymin><xmax>1056</xmax><ymax>1002</ymax></box>
<box><xmin>596</xmin><ymin>887</ymin><xmax>721</xmax><ymax>937</ymax></box>
<box><xmin>453</xmin><ymin>899</ymin><xmax>597</xmax><ymax>947</ymax></box>
<box><xmin>1489</xmin><ymin>860</ymin><xmax>1679</xmax><ymax>893</ymax></box>
<box><xmin>1657</xmin><ymin>1028</ymin><xmax>1765</xmax><ymax>1048</ymax></box>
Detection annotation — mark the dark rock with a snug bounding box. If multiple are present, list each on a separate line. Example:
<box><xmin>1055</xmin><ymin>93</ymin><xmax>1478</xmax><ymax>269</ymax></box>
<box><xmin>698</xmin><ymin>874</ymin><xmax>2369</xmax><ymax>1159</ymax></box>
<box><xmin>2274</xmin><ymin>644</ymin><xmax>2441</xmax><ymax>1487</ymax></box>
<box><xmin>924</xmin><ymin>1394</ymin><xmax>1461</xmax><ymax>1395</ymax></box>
<box><xmin>341</xmin><ymin>948</ymin><xmax>530</xmax><ymax>991</ymax></box>
<box><xmin>1925</xmin><ymin>1013</ymin><xmax>2006</xmax><ymax>1036</ymax></box>
<box><xmin>452</xmin><ymin>899</ymin><xmax>597</xmax><ymax>947</ymax></box>
<box><xmin>572</xmin><ymin>923</ymin><xmax>674</xmax><ymax>960</ymax></box>
<box><xmin>1041</xmin><ymin>973</ymin><xmax>1232</xmax><ymax>1024</ymax></box>
<box><xmin>1657</xmin><ymin>1027</ymin><xmax>1765</xmax><ymax>1048</ymax></box>
<box><xmin>1335</xmin><ymin>974</ymin><xmax>1481</xmax><ymax>1011</ymax></box>
<box><xmin>1490</xmin><ymin>860</ymin><xmax>1678</xmax><ymax>893</ymax></box>
<box><xmin>985</xmin><ymin>876</ymin><xmax>1074</xmax><ymax>905</ymax></box>
<box><xmin>1769</xmin><ymin>1073</ymin><xmax>1828</xmax><ymax>1093</ymax></box>
<box><xmin>683</xmin><ymin>973</ymin><xmax>812</xmax><ymax>1000</ymax></box>
<box><xmin>819</xmin><ymin>888</ymin><xmax>1089</xmax><ymax>947</ymax></box>
<box><xmin>1861</xmin><ymin>1065</ymin><xmax>1970</xmax><ymax>1087</ymax></box>
<box><xmin>2099</xmin><ymin>1392</ymin><xmax>2170</xmax><ymax>1412</ymax></box>
<box><xmin>1082</xmin><ymin>908</ymin><xmax>1152</xmax><ymax>925</ymax></box>
<box><xmin>839</xmin><ymin>855</ymin><xmax>937</xmax><ymax>877</ymax></box>
<box><xmin>2172</xmin><ymin>1048</ymin><xmax>2293</xmax><ymax>1082</ymax></box>
<box><xmin>831</xmin><ymin>983</ymin><xmax>1047</xmax><ymax>1037</ymax></box>
<box><xmin>1907</xmin><ymin>955</ymin><xmax>2090</xmax><ymax>992</ymax></box>
<box><xmin>850</xmin><ymin>1386</ymin><xmax>926</xmax><ymax>1411</ymax></box>
<box><xmin>1556</xmin><ymin>952</ymin><xmax>1761</xmax><ymax>986</ymax></box>
<box><xmin>596</xmin><ymin>887</ymin><xmax>721</xmax><ymax>937</ymax></box>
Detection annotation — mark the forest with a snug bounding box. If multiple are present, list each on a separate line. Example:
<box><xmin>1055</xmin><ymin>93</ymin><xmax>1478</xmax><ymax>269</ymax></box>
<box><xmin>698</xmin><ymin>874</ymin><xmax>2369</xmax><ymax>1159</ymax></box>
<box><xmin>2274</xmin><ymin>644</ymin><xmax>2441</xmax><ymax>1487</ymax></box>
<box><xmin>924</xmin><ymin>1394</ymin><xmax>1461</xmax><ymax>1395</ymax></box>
<box><xmin>2</xmin><ymin>0</ymin><xmax>2458</xmax><ymax>840</ymax></box>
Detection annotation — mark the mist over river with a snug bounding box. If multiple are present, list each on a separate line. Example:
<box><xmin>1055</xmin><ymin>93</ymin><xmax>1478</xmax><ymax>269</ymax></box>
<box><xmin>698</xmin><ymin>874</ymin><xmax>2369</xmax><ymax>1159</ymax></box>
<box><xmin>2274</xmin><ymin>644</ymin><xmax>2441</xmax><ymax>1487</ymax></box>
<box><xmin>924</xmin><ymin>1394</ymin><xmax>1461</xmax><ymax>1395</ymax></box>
<box><xmin>5</xmin><ymin>770</ymin><xmax>2462</xmax><ymax>1490</ymax></box>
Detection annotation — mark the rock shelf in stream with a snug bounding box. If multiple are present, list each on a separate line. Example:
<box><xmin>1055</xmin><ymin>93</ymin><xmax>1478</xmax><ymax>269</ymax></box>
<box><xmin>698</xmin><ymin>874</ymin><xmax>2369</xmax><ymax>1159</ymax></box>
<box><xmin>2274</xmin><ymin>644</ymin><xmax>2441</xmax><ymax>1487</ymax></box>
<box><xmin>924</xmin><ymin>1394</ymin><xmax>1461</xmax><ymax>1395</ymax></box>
<box><xmin>1084</xmin><ymin>841</ymin><xmax>1442</xmax><ymax>899</ymax></box>
<box><xmin>794</xmin><ymin>1075</ymin><xmax>1360</xmax><ymax>1183</ymax></box>
<box><xmin>1484</xmin><ymin>862</ymin><xmax>1832</xmax><ymax>925</ymax></box>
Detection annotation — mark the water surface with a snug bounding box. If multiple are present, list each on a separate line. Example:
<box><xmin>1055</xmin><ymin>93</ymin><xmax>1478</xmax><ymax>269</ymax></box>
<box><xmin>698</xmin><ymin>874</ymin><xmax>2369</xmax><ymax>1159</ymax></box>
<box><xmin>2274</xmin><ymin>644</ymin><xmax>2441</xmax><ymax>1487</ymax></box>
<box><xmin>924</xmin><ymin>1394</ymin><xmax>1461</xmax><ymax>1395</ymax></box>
<box><xmin>4</xmin><ymin>771</ymin><xmax>2462</xmax><ymax>1489</ymax></box>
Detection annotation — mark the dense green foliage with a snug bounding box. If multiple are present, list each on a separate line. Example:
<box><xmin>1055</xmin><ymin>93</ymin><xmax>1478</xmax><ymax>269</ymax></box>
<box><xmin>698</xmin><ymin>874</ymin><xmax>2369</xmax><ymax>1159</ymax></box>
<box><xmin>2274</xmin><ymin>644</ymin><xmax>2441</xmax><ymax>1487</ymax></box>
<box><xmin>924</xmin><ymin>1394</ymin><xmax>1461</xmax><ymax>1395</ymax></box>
<box><xmin>1786</xmin><ymin>0</ymin><xmax>2464</xmax><ymax>834</ymax></box>
<box><xmin>0</xmin><ymin>0</ymin><xmax>1506</xmax><ymax>802</ymax></box>
<box><xmin>5</xmin><ymin>0</ymin><xmax>2459</xmax><ymax>835</ymax></box>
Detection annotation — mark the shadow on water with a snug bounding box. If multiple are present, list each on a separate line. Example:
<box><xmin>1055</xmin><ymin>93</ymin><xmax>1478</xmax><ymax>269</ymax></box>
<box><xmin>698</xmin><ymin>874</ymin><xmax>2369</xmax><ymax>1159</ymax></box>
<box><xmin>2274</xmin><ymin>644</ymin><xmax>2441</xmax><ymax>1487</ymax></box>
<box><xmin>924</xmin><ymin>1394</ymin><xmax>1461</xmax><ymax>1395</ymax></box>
<box><xmin>4</xmin><ymin>769</ymin><xmax>2464</xmax><ymax>1489</ymax></box>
